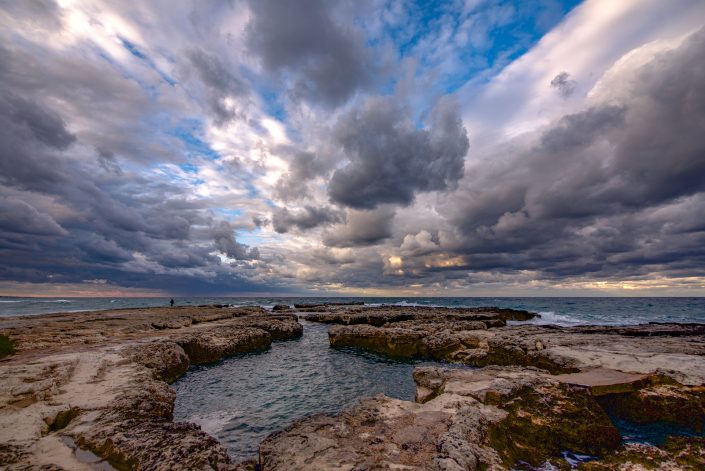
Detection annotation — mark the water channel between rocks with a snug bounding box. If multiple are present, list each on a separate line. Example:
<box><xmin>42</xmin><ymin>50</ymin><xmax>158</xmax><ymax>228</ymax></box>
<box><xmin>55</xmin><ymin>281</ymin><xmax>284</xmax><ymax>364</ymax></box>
<box><xmin>173</xmin><ymin>320</ymin><xmax>462</xmax><ymax>462</ymax></box>
<box><xmin>174</xmin><ymin>319</ymin><xmax>703</xmax><ymax>465</ymax></box>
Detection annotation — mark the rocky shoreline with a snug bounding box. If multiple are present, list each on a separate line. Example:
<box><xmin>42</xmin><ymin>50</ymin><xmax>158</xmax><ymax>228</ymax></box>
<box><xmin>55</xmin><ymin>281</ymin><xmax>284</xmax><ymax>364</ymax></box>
<box><xmin>0</xmin><ymin>306</ymin><xmax>302</xmax><ymax>470</ymax></box>
<box><xmin>1</xmin><ymin>304</ymin><xmax>704</xmax><ymax>470</ymax></box>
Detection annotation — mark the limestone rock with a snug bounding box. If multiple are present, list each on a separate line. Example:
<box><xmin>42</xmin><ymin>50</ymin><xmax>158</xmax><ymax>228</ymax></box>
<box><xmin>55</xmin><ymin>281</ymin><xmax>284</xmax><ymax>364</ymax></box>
<box><xmin>0</xmin><ymin>306</ymin><xmax>304</xmax><ymax>470</ymax></box>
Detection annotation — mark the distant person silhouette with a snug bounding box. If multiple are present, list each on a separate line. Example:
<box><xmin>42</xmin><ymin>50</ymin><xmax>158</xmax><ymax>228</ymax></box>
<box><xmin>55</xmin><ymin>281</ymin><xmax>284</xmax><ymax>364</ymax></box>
<box><xmin>170</xmin><ymin>298</ymin><xmax>174</xmax><ymax>307</ymax></box>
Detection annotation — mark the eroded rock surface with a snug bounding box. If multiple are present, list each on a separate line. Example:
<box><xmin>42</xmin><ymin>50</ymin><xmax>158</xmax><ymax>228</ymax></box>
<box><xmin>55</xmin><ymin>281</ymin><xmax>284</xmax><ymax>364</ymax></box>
<box><xmin>259</xmin><ymin>366</ymin><xmax>622</xmax><ymax>470</ymax></box>
<box><xmin>302</xmin><ymin>305</ymin><xmax>536</xmax><ymax>325</ymax></box>
<box><xmin>259</xmin><ymin>307</ymin><xmax>705</xmax><ymax>470</ymax></box>
<box><xmin>260</xmin><ymin>364</ymin><xmax>705</xmax><ymax>470</ymax></box>
<box><xmin>0</xmin><ymin>306</ymin><xmax>302</xmax><ymax>470</ymax></box>
<box><xmin>320</xmin><ymin>311</ymin><xmax>705</xmax><ymax>381</ymax></box>
<box><xmin>2</xmin><ymin>304</ymin><xmax>704</xmax><ymax>470</ymax></box>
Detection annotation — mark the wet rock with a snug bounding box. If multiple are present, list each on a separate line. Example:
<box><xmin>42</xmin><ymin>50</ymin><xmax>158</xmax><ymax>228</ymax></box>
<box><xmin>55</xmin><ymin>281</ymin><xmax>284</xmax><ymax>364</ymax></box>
<box><xmin>330</xmin><ymin>325</ymin><xmax>426</xmax><ymax>358</ymax></box>
<box><xmin>486</xmin><ymin>381</ymin><xmax>621</xmax><ymax>466</ymax></box>
<box><xmin>177</xmin><ymin>326</ymin><xmax>272</xmax><ymax>365</ymax></box>
<box><xmin>239</xmin><ymin>314</ymin><xmax>304</xmax><ymax>340</ymax></box>
<box><xmin>271</xmin><ymin>304</ymin><xmax>291</xmax><ymax>311</ymax></box>
<box><xmin>598</xmin><ymin>383</ymin><xmax>705</xmax><ymax>432</ymax></box>
<box><xmin>578</xmin><ymin>436</ymin><xmax>705</xmax><ymax>470</ymax></box>
<box><xmin>329</xmin><ymin>323</ymin><xmax>576</xmax><ymax>373</ymax></box>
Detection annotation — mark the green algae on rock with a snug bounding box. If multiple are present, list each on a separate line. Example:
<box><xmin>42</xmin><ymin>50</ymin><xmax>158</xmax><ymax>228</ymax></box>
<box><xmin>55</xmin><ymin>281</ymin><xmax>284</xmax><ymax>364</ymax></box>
<box><xmin>0</xmin><ymin>333</ymin><xmax>13</xmax><ymax>359</ymax></box>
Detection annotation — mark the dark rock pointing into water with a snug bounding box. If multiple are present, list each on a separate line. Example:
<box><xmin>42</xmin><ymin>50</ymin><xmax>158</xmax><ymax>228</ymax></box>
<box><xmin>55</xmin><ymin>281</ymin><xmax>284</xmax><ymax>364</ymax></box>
<box><xmin>0</xmin><ymin>304</ymin><xmax>704</xmax><ymax>470</ymax></box>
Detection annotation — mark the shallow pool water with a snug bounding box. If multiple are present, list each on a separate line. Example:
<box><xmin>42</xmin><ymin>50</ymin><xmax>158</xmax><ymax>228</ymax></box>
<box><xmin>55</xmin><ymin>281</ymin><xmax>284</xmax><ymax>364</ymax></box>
<box><xmin>173</xmin><ymin>320</ymin><xmax>461</xmax><ymax>462</ymax></box>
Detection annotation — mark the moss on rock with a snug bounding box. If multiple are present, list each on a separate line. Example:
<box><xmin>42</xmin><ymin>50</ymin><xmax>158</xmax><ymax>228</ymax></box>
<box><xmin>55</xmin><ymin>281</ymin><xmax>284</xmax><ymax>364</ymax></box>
<box><xmin>0</xmin><ymin>333</ymin><xmax>14</xmax><ymax>359</ymax></box>
<box><xmin>487</xmin><ymin>383</ymin><xmax>621</xmax><ymax>467</ymax></box>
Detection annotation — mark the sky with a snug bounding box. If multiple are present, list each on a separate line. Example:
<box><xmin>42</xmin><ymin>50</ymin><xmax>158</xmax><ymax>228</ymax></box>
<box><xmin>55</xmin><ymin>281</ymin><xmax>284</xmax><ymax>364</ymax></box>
<box><xmin>1</xmin><ymin>0</ymin><xmax>704</xmax><ymax>297</ymax></box>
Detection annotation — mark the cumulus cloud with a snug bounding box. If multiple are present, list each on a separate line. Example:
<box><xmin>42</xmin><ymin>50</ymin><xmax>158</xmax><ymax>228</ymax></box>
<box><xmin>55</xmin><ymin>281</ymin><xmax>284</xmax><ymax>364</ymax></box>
<box><xmin>328</xmin><ymin>96</ymin><xmax>469</xmax><ymax>209</ymax></box>
<box><xmin>0</xmin><ymin>197</ymin><xmax>68</xmax><ymax>237</ymax></box>
<box><xmin>0</xmin><ymin>0</ymin><xmax>703</xmax><ymax>296</ymax></box>
<box><xmin>212</xmin><ymin>221</ymin><xmax>259</xmax><ymax>260</ymax></box>
<box><xmin>245</xmin><ymin>0</ymin><xmax>376</xmax><ymax>106</ymax></box>
<box><xmin>323</xmin><ymin>207</ymin><xmax>395</xmax><ymax>247</ymax></box>
<box><xmin>272</xmin><ymin>206</ymin><xmax>343</xmax><ymax>233</ymax></box>
<box><xmin>443</xmin><ymin>26</ymin><xmax>705</xmax><ymax>280</ymax></box>
<box><xmin>186</xmin><ymin>48</ymin><xmax>249</xmax><ymax>124</ymax></box>
<box><xmin>273</xmin><ymin>149</ymin><xmax>330</xmax><ymax>201</ymax></box>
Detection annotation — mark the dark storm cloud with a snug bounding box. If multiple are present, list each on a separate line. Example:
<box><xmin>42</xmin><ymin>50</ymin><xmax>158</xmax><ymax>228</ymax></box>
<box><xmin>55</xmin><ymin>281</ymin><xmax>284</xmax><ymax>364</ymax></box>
<box><xmin>442</xmin><ymin>27</ymin><xmax>705</xmax><ymax>280</ymax></box>
<box><xmin>274</xmin><ymin>149</ymin><xmax>331</xmax><ymax>201</ymax></box>
<box><xmin>212</xmin><ymin>221</ymin><xmax>260</xmax><ymax>260</ymax></box>
<box><xmin>0</xmin><ymin>197</ymin><xmax>68</xmax><ymax>237</ymax></box>
<box><xmin>272</xmin><ymin>205</ymin><xmax>344</xmax><ymax>233</ymax></box>
<box><xmin>0</xmin><ymin>89</ymin><xmax>75</xmax><ymax>189</ymax></box>
<box><xmin>323</xmin><ymin>207</ymin><xmax>395</xmax><ymax>247</ymax></box>
<box><xmin>0</xmin><ymin>32</ymin><xmax>265</xmax><ymax>293</ymax></box>
<box><xmin>328</xmin><ymin>96</ymin><xmax>469</xmax><ymax>209</ymax></box>
<box><xmin>186</xmin><ymin>48</ymin><xmax>249</xmax><ymax>124</ymax></box>
<box><xmin>549</xmin><ymin>71</ymin><xmax>576</xmax><ymax>98</ymax></box>
<box><xmin>245</xmin><ymin>0</ymin><xmax>375</xmax><ymax>106</ymax></box>
<box><xmin>78</xmin><ymin>233</ymin><xmax>134</xmax><ymax>264</ymax></box>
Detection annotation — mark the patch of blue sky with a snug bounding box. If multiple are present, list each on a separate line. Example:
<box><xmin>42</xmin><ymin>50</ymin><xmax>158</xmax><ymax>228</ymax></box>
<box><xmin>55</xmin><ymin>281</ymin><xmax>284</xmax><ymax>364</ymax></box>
<box><xmin>179</xmin><ymin>162</ymin><xmax>199</xmax><ymax>174</ymax></box>
<box><xmin>236</xmin><ymin>227</ymin><xmax>266</xmax><ymax>247</ymax></box>
<box><xmin>152</xmin><ymin>163</ymin><xmax>204</xmax><ymax>188</ymax></box>
<box><xmin>382</xmin><ymin>0</ymin><xmax>582</xmax><ymax>94</ymax></box>
<box><xmin>240</xmin><ymin>67</ymin><xmax>287</xmax><ymax>121</ymax></box>
<box><xmin>214</xmin><ymin>208</ymin><xmax>244</xmax><ymax>219</ymax></box>
<box><xmin>92</xmin><ymin>45</ymin><xmax>162</xmax><ymax>99</ymax></box>
<box><xmin>119</xmin><ymin>36</ymin><xmax>177</xmax><ymax>86</ymax></box>
<box><xmin>168</xmin><ymin>119</ymin><xmax>221</xmax><ymax>161</ymax></box>
<box><xmin>245</xmin><ymin>182</ymin><xmax>260</xmax><ymax>199</ymax></box>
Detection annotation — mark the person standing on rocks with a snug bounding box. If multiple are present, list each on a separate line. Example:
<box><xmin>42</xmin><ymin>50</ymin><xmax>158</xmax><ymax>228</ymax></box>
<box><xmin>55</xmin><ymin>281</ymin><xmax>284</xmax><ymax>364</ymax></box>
<box><xmin>170</xmin><ymin>298</ymin><xmax>174</xmax><ymax>307</ymax></box>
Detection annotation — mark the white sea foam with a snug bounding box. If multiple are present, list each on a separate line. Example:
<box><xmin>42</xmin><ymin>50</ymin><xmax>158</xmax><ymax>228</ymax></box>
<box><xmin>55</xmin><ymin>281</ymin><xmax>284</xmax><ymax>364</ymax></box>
<box><xmin>187</xmin><ymin>410</ymin><xmax>234</xmax><ymax>435</ymax></box>
<box><xmin>507</xmin><ymin>310</ymin><xmax>587</xmax><ymax>327</ymax></box>
<box><xmin>389</xmin><ymin>300</ymin><xmax>442</xmax><ymax>308</ymax></box>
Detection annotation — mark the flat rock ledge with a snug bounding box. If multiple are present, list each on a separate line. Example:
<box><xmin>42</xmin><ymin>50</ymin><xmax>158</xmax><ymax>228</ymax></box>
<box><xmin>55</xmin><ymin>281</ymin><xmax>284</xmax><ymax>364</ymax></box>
<box><xmin>0</xmin><ymin>306</ymin><xmax>302</xmax><ymax>470</ymax></box>
<box><xmin>263</xmin><ymin>306</ymin><xmax>705</xmax><ymax>470</ymax></box>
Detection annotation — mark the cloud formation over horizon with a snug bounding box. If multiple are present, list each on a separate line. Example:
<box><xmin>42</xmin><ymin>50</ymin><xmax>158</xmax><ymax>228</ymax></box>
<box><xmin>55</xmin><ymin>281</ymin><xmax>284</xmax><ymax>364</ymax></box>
<box><xmin>1</xmin><ymin>0</ymin><xmax>704</xmax><ymax>297</ymax></box>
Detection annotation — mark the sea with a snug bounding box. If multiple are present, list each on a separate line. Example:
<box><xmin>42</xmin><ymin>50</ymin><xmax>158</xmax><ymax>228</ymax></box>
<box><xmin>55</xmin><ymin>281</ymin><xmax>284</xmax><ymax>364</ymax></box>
<box><xmin>2</xmin><ymin>296</ymin><xmax>705</xmax><ymax>325</ymax></box>
<box><xmin>3</xmin><ymin>296</ymin><xmax>704</xmax><ymax>463</ymax></box>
